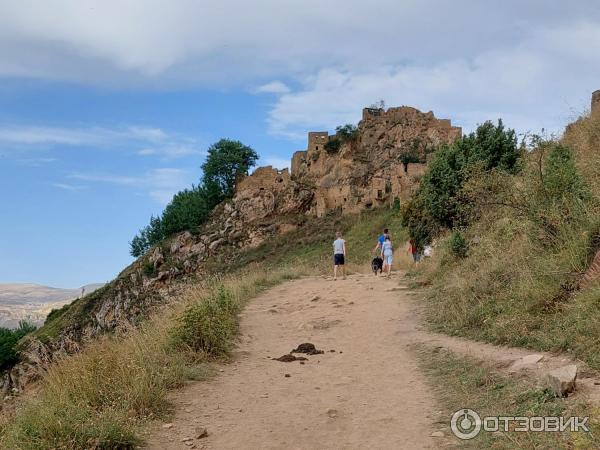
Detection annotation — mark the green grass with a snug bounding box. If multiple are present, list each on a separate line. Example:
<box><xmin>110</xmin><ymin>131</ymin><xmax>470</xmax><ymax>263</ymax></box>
<box><xmin>415</xmin><ymin>345</ymin><xmax>600</xmax><ymax>449</ymax></box>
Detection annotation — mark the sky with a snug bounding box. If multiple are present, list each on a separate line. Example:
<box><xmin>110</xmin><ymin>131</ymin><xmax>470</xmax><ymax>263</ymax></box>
<box><xmin>1</xmin><ymin>0</ymin><xmax>599</xmax><ymax>288</ymax></box>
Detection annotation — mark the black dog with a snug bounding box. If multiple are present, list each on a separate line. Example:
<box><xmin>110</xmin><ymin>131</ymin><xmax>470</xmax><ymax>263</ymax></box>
<box><xmin>371</xmin><ymin>257</ymin><xmax>383</xmax><ymax>275</ymax></box>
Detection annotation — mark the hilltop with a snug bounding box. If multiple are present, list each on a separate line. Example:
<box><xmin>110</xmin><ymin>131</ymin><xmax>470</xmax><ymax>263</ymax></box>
<box><xmin>2</xmin><ymin>104</ymin><xmax>460</xmax><ymax>393</ymax></box>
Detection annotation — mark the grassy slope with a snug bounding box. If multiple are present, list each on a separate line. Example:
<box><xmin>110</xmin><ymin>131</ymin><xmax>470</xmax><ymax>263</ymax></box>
<box><xmin>415</xmin><ymin>112</ymin><xmax>600</xmax><ymax>370</ymax></box>
<box><xmin>1</xmin><ymin>207</ymin><xmax>404</xmax><ymax>449</ymax></box>
<box><xmin>415</xmin><ymin>345</ymin><xmax>600</xmax><ymax>449</ymax></box>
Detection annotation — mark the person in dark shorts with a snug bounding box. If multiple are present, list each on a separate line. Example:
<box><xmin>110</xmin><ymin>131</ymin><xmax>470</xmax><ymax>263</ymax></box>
<box><xmin>333</xmin><ymin>231</ymin><xmax>347</xmax><ymax>280</ymax></box>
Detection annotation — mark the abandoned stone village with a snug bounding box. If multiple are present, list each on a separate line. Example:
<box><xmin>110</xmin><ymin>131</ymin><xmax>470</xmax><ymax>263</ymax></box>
<box><xmin>236</xmin><ymin>104</ymin><xmax>461</xmax><ymax>220</ymax></box>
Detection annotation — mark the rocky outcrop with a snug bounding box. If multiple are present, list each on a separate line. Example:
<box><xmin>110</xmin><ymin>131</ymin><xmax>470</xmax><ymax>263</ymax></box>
<box><xmin>285</xmin><ymin>106</ymin><xmax>461</xmax><ymax>217</ymax></box>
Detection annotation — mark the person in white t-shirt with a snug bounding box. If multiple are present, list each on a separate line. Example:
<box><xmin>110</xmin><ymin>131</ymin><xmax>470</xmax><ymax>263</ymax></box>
<box><xmin>333</xmin><ymin>231</ymin><xmax>347</xmax><ymax>280</ymax></box>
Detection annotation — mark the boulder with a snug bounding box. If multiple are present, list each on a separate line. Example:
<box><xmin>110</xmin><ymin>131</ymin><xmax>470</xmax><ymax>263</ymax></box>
<box><xmin>209</xmin><ymin>238</ymin><xmax>225</xmax><ymax>251</ymax></box>
<box><xmin>545</xmin><ymin>364</ymin><xmax>577</xmax><ymax>397</ymax></box>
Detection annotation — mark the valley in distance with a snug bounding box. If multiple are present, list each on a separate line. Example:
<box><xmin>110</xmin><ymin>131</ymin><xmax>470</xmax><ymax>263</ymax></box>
<box><xmin>0</xmin><ymin>283</ymin><xmax>104</xmax><ymax>329</ymax></box>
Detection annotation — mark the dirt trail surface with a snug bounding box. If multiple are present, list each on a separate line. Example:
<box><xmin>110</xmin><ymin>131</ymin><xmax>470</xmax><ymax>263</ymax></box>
<box><xmin>145</xmin><ymin>274</ymin><xmax>442</xmax><ymax>450</ymax></box>
<box><xmin>145</xmin><ymin>273</ymin><xmax>600</xmax><ymax>449</ymax></box>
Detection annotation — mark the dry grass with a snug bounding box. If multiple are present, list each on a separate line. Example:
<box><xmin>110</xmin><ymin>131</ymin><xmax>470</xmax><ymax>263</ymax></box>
<box><xmin>1</xmin><ymin>207</ymin><xmax>402</xmax><ymax>449</ymax></box>
<box><xmin>415</xmin><ymin>345</ymin><xmax>600</xmax><ymax>449</ymax></box>
<box><xmin>415</xmin><ymin>112</ymin><xmax>600</xmax><ymax>369</ymax></box>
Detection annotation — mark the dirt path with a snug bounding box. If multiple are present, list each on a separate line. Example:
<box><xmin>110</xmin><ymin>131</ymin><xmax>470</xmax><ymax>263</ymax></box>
<box><xmin>146</xmin><ymin>274</ymin><xmax>444</xmax><ymax>450</ymax></box>
<box><xmin>145</xmin><ymin>273</ymin><xmax>600</xmax><ymax>449</ymax></box>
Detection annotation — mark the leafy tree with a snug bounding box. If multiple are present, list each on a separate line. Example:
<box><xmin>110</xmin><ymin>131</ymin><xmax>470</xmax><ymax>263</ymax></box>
<box><xmin>202</xmin><ymin>139</ymin><xmax>258</xmax><ymax>207</ymax></box>
<box><xmin>398</xmin><ymin>147</ymin><xmax>421</xmax><ymax>173</ymax></box>
<box><xmin>130</xmin><ymin>139</ymin><xmax>258</xmax><ymax>257</ymax></box>
<box><xmin>161</xmin><ymin>186</ymin><xmax>210</xmax><ymax>237</ymax></box>
<box><xmin>0</xmin><ymin>321</ymin><xmax>36</xmax><ymax>371</ymax></box>
<box><xmin>335</xmin><ymin>124</ymin><xmax>359</xmax><ymax>142</ymax></box>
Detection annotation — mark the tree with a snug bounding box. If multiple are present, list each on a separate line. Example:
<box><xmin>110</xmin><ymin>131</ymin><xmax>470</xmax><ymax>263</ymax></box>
<box><xmin>201</xmin><ymin>139</ymin><xmax>258</xmax><ymax>208</ymax></box>
<box><xmin>0</xmin><ymin>321</ymin><xmax>36</xmax><ymax>371</ymax></box>
<box><xmin>402</xmin><ymin>120</ymin><xmax>520</xmax><ymax>244</ymax></box>
<box><xmin>129</xmin><ymin>138</ymin><xmax>258</xmax><ymax>257</ymax></box>
<box><xmin>335</xmin><ymin>124</ymin><xmax>359</xmax><ymax>142</ymax></box>
<box><xmin>398</xmin><ymin>147</ymin><xmax>421</xmax><ymax>173</ymax></box>
<box><xmin>160</xmin><ymin>186</ymin><xmax>210</xmax><ymax>236</ymax></box>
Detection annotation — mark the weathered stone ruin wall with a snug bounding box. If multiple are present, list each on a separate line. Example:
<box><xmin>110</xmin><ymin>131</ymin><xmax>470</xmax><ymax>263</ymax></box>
<box><xmin>245</xmin><ymin>104</ymin><xmax>461</xmax><ymax>218</ymax></box>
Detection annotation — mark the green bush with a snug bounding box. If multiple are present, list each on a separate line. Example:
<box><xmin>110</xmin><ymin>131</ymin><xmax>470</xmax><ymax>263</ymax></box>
<box><xmin>0</xmin><ymin>321</ymin><xmax>36</xmax><ymax>371</ymax></box>
<box><xmin>335</xmin><ymin>124</ymin><xmax>359</xmax><ymax>142</ymax></box>
<box><xmin>449</xmin><ymin>230</ymin><xmax>468</xmax><ymax>258</ymax></box>
<box><xmin>402</xmin><ymin>120</ymin><xmax>519</xmax><ymax>245</ymax></box>
<box><xmin>324</xmin><ymin>138</ymin><xmax>342</xmax><ymax>154</ymax></box>
<box><xmin>171</xmin><ymin>287</ymin><xmax>240</xmax><ymax>356</ymax></box>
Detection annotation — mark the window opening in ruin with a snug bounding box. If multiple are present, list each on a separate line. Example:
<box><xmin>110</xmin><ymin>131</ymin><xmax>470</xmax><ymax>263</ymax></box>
<box><xmin>377</xmin><ymin>189</ymin><xmax>383</xmax><ymax>199</ymax></box>
<box><xmin>316</xmin><ymin>146</ymin><xmax>319</xmax><ymax>150</ymax></box>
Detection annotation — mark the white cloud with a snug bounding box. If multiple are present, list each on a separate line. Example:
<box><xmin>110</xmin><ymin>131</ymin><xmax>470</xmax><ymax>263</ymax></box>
<box><xmin>0</xmin><ymin>1</ymin><xmax>597</xmax><ymax>87</ymax></box>
<box><xmin>0</xmin><ymin>124</ymin><xmax>203</xmax><ymax>159</ymax></box>
<box><xmin>0</xmin><ymin>1</ymin><xmax>598</xmax><ymax>139</ymax></box>
<box><xmin>266</xmin><ymin>20</ymin><xmax>600</xmax><ymax>138</ymax></box>
<box><xmin>53</xmin><ymin>182</ymin><xmax>87</xmax><ymax>191</ymax></box>
<box><xmin>254</xmin><ymin>81</ymin><xmax>290</xmax><ymax>94</ymax></box>
<box><xmin>68</xmin><ymin>168</ymin><xmax>194</xmax><ymax>205</ymax></box>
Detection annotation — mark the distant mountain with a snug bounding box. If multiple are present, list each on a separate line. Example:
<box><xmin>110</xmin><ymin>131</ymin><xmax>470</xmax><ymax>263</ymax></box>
<box><xmin>0</xmin><ymin>283</ymin><xmax>104</xmax><ymax>329</ymax></box>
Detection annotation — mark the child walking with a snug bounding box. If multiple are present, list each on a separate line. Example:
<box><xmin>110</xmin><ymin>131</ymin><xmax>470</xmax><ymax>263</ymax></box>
<box><xmin>333</xmin><ymin>231</ymin><xmax>347</xmax><ymax>280</ymax></box>
<box><xmin>381</xmin><ymin>235</ymin><xmax>394</xmax><ymax>277</ymax></box>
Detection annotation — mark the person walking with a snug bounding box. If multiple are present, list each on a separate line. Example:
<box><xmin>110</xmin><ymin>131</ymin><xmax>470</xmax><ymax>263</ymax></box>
<box><xmin>333</xmin><ymin>231</ymin><xmax>347</xmax><ymax>280</ymax></box>
<box><xmin>408</xmin><ymin>239</ymin><xmax>421</xmax><ymax>264</ymax></box>
<box><xmin>381</xmin><ymin>235</ymin><xmax>394</xmax><ymax>277</ymax></box>
<box><xmin>373</xmin><ymin>228</ymin><xmax>389</xmax><ymax>254</ymax></box>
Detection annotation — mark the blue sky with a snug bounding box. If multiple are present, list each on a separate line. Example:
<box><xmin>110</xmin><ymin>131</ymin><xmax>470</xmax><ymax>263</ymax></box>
<box><xmin>1</xmin><ymin>0</ymin><xmax>599</xmax><ymax>287</ymax></box>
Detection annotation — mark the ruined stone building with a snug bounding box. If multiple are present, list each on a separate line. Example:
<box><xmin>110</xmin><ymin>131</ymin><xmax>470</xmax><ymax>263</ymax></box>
<box><xmin>235</xmin><ymin>105</ymin><xmax>462</xmax><ymax>219</ymax></box>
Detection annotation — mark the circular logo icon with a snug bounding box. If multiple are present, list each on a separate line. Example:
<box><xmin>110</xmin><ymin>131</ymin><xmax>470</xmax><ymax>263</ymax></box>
<box><xmin>451</xmin><ymin>408</ymin><xmax>481</xmax><ymax>440</ymax></box>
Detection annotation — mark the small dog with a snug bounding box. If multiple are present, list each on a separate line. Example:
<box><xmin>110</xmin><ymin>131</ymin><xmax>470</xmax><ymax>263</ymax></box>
<box><xmin>371</xmin><ymin>256</ymin><xmax>383</xmax><ymax>275</ymax></box>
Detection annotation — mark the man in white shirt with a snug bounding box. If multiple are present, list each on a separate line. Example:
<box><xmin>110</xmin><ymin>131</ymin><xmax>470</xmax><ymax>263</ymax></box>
<box><xmin>333</xmin><ymin>231</ymin><xmax>347</xmax><ymax>280</ymax></box>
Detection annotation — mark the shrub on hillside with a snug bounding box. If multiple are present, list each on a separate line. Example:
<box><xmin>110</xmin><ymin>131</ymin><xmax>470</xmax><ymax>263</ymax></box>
<box><xmin>402</xmin><ymin>120</ymin><xmax>519</xmax><ymax>246</ymax></box>
<box><xmin>324</xmin><ymin>138</ymin><xmax>342</xmax><ymax>154</ymax></box>
<box><xmin>170</xmin><ymin>287</ymin><xmax>240</xmax><ymax>357</ymax></box>
<box><xmin>130</xmin><ymin>139</ymin><xmax>258</xmax><ymax>257</ymax></box>
<box><xmin>0</xmin><ymin>321</ymin><xmax>36</xmax><ymax>371</ymax></box>
<box><xmin>335</xmin><ymin>123</ymin><xmax>359</xmax><ymax>142</ymax></box>
<box><xmin>449</xmin><ymin>230</ymin><xmax>468</xmax><ymax>258</ymax></box>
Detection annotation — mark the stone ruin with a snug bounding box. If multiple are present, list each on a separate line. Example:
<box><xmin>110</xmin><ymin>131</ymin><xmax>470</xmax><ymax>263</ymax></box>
<box><xmin>234</xmin><ymin>105</ymin><xmax>461</xmax><ymax>219</ymax></box>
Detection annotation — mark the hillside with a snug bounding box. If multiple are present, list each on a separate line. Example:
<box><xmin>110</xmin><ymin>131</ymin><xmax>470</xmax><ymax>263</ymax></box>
<box><xmin>2</xmin><ymin>104</ymin><xmax>456</xmax><ymax>393</ymax></box>
<box><xmin>412</xmin><ymin>91</ymin><xmax>600</xmax><ymax>369</ymax></box>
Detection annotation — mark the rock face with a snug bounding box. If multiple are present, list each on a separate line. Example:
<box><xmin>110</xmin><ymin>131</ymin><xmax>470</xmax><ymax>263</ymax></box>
<box><xmin>284</xmin><ymin>106</ymin><xmax>461</xmax><ymax>217</ymax></box>
<box><xmin>3</xmin><ymin>103</ymin><xmax>461</xmax><ymax>394</ymax></box>
<box><xmin>545</xmin><ymin>364</ymin><xmax>578</xmax><ymax>397</ymax></box>
<box><xmin>592</xmin><ymin>90</ymin><xmax>600</xmax><ymax>115</ymax></box>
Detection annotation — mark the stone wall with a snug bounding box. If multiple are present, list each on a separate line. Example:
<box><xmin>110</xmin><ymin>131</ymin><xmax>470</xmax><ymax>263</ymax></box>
<box><xmin>239</xmin><ymin>104</ymin><xmax>461</xmax><ymax>218</ymax></box>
